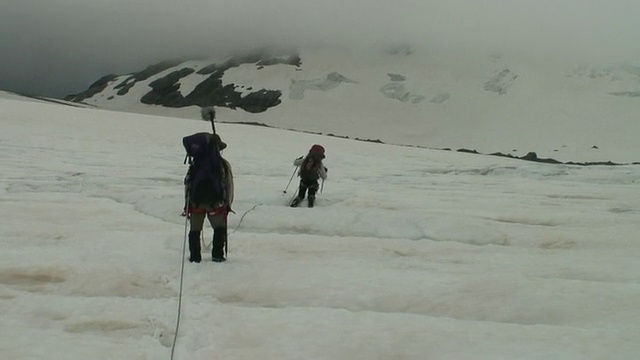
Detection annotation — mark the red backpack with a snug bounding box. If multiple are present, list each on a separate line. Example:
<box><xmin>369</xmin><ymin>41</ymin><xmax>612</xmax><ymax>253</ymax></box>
<box><xmin>309</xmin><ymin>144</ymin><xmax>325</xmax><ymax>159</ymax></box>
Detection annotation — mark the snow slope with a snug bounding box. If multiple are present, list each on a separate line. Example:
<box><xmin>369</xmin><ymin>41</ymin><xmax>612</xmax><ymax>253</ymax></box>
<box><xmin>1</xmin><ymin>91</ymin><xmax>639</xmax><ymax>359</ymax></box>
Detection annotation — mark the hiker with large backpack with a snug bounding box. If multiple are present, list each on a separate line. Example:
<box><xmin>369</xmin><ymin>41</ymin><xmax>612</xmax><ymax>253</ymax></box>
<box><xmin>183</xmin><ymin>108</ymin><xmax>234</xmax><ymax>263</ymax></box>
<box><xmin>290</xmin><ymin>144</ymin><xmax>327</xmax><ymax>208</ymax></box>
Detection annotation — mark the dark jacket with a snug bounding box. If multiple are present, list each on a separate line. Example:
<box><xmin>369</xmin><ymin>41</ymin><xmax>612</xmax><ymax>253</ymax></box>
<box><xmin>294</xmin><ymin>154</ymin><xmax>327</xmax><ymax>182</ymax></box>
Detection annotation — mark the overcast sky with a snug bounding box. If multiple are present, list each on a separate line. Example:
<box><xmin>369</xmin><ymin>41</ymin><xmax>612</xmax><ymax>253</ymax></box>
<box><xmin>2</xmin><ymin>0</ymin><xmax>640</xmax><ymax>98</ymax></box>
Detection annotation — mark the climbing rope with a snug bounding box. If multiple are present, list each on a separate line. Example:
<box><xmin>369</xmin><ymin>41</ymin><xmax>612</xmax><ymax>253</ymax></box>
<box><xmin>170</xmin><ymin>210</ymin><xmax>190</xmax><ymax>359</ymax></box>
<box><xmin>170</xmin><ymin>203</ymin><xmax>259</xmax><ymax>359</ymax></box>
<box><xmin>232</xmin><ymin>204</ymin><xmax>260</xmax><ymax>233</ymax></box>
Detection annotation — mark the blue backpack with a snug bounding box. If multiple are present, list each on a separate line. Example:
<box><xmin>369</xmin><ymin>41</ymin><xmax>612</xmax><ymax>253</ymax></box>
<box><xmin>183</xmin><ymin>132</ymin><xmax>225</xmax><ymax>207</ymax></box>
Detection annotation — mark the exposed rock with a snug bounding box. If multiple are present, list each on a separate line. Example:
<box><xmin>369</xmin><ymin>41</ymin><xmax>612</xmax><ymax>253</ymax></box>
<box><xmin>609</xmin><ymin>91</ymin><xmax>640</xmax><ymax>97</ymax></box>
<box><xmin>386</xmin><ymin>44</ymin><xmax>413</xmax><ymax>56</ymax></box>
<box><xmin>199</xmin><ymin>50</ymin><xmax>301</xmax><ymax>74</ymax></box>
<box><xmin>430</xmin><ymin>93</ymin><xmax>450</xmax><ymax>104</ymax></box>
<box><xmin>457</xmin><ymin>148</ymin><xmax>479</xmax><ymax>154</ymax></box>
<box><xmin>379</xmin><ymin>83</ymin><xmax>425</xmax><ymax>103</ymax></box>
<box><xmin>257</xmin><ymin>54</ymin><xmax>301</xmax><ymax>67</ymax></box>
<box><xmin>140</xmin><ymin>68</ymin><xmax>195</xmax><ymax>107</ymax></box>
<box><xmin>116</xmin><ymin>82</ymin><xmax>135</xmax><ymax>96</ymax></box>
<box><xmin>238</xmin><ymin>89</ymin><xmax>282</xmax><ymax>113</ymax></box>
<box><xmin>585</xmin><ymin>66</ymin><xmax>614</xmax><ymax>79</ymax></box>
<box><xmin>69</xmin><ymin>52</ymin><xmax>293</xmax><ymax>113</ymax></box>
<box><xmin>181</xmin><ymin>73</ymin><xmax>282</xmax><ymax>112</ymax></box>
<box><xmin>387</xmin><ymin>73</ymin><xmax>406</xmax><ymax>81</ymax></box>
<box><xmin>130</xmin><ymin>61</ymin><xmax>182</xmax><ymax>82</ymax></box>
<box><xmin>620</xmin><ymin>64</ymin><xmax>640</xmax><ymax>77</ymax></box>
<box><xmin>483</xmin><ymin>69</ymin><xmax>518</xmax><ymax>95</ymax></box>
<box><xmin>289</xmin><ymin>72</ymin><xmax>356</xmax><ymax>100</ymax></box>
<box><xmin>64</xmin><ymin>74</ymin><xmax>117</xmax><ymax>102</ymax></box>
<box><xmin>354</xmin><ymin>138</ymin><xmax>383</xmax><ymax>144</ymax></box>
<box><xmin>114</xmin><ymin>61</ymin><xmax>183</xmax><ymax>96</ymax></box>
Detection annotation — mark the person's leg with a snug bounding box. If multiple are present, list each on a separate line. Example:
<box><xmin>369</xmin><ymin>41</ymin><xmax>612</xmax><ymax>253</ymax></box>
<box><xmin>290</xmin><ymin>182</ymin><xmax>308</xmax><ymax>207</ymax></box>
<box><xmin>188</xmin><ymin>213</ymin><xmax>205</xmax><ymax>262</ymax></box>
<box><xmin>209</xmin><ymin>213</ymin><xmax>227</xmax><ymax>262</ymax></box>
<box><xmin>211</xmin><ymin>227</ymin><xmax>227</xmax><ymax>262</ymax></box>
<box><xmin>307</xmin><ymin>181</ymin><xmax>319</xmax><ymax>207</ymax></box>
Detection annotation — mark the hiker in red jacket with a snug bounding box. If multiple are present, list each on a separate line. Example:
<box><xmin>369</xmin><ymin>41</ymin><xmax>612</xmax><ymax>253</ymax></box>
<box><xmin>290</xmin><ymin>144</ymin><xmax>327</xmax><ymax>208</ymax></box>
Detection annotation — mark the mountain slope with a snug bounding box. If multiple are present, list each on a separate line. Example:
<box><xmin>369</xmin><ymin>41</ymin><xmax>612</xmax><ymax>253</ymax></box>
<box><xmin>67</xmin><ymin>46</ymin><xmax>640</xmax><ymax>163</ymax></box>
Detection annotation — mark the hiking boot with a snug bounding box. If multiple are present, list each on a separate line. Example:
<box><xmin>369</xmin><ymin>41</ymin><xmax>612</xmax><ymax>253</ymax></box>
<box><xmin>290</xmin><ymin>196</ymin><xmax>303</xmax><ymax>207</ymax></box>
<box><xmin>212</xmin><ymin>227</ymin><xmax>227</xmax><ymax>263</ymax></box>
<box><xmin>188</xmin><ymin>231</ymin><xmax>201</xmax><ymax>263</ymax></box>
<box><xmin>308</xmin><ymin>196</ymin><xmax>315</xmax><ymax>208</ymax></box>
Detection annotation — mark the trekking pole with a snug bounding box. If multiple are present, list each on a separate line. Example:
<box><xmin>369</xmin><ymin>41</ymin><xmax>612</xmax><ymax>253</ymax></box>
<box><xmin>283</xmin><ymin>166</ymin><xmax>299</xmax><ymax>193</ymax></box>
<box><xmin>289</xmin><ymin>188</ymin><xmax>299</xmax><ymax>204</ymax></box>
<box><xmin>320</xmin><ymin>178</ymin><xmax>325</xmax><ymax>193</ymax></box>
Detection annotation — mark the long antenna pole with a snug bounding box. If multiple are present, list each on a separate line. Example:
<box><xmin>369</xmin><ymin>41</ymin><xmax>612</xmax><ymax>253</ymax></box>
<box><xmin>200</xmin><ymin>106</ymin><xmax>217</xmax><ymax>137</ymax></box>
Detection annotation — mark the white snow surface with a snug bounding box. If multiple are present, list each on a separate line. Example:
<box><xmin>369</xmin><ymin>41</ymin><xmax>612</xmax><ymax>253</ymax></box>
<box><xmin>1</xmin><ymin>91</ymin><xmax>639</xmax><ymax>359</ymax></box>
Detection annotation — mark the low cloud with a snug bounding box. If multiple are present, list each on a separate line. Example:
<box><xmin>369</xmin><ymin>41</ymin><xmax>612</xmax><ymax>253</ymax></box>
<box><xmin>2</xmin><ymin>0</ymin><xmax>639</xmax><ymax>97</ymax></box>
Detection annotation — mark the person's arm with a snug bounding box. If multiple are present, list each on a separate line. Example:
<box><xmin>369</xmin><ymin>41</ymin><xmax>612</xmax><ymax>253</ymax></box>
<box><xmin>318</xmin><ymin>164</ymin><xmax>327</xmax><ymax>180</ymax></box>
<box><xmin>223</xmin><ymin>159</ymin><xmax>234</xmax><ymax>207</ymax></box>
<box><xmin>293</xmin><ymin>156</ymin><xmax>304</xmax><ymax>166</ymax></box>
